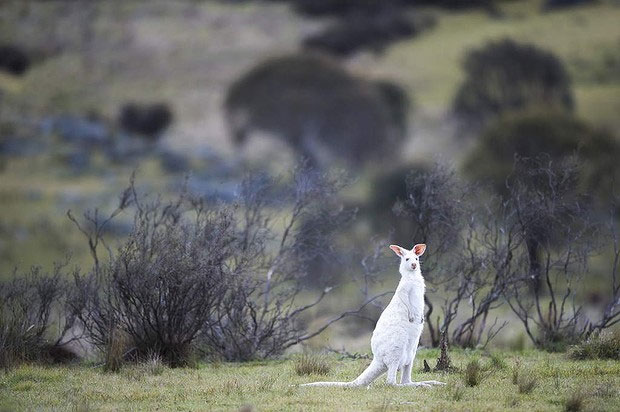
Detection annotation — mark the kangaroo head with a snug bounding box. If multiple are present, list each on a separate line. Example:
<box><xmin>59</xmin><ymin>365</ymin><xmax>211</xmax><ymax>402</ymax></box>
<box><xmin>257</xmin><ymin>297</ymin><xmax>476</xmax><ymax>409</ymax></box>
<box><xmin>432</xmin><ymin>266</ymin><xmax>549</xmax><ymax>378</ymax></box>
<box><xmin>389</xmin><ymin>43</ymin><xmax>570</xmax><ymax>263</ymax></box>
<box><xmin>389</xmin><ymin>243</ymin><xmax>426</xmax><ymax>275</ymax></box>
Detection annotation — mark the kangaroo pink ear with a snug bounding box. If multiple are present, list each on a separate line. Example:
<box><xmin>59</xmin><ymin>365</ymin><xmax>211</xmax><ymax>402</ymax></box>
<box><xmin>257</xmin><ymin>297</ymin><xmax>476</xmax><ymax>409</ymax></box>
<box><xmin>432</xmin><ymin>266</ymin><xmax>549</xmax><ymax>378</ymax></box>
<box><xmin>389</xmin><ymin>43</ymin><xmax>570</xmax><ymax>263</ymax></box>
<box><xmin>413</xmin><ymin>243</ymin><xmax>426</xmax><ymax>256</ymax></box>
<box><xmin>389</xmin><ymin>245</ymin><xmax>404</xmax><ymax>257</ymax></box>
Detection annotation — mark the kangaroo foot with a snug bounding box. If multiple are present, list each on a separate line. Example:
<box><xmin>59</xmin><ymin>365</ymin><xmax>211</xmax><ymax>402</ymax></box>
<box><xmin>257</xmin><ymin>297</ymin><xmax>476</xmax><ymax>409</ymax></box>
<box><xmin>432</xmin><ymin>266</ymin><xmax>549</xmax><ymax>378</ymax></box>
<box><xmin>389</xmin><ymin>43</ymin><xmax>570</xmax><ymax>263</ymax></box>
<box><xmin>398</xmin><ymin>380</ymin><xmax>446</xmax><ymax>388</ymax></box>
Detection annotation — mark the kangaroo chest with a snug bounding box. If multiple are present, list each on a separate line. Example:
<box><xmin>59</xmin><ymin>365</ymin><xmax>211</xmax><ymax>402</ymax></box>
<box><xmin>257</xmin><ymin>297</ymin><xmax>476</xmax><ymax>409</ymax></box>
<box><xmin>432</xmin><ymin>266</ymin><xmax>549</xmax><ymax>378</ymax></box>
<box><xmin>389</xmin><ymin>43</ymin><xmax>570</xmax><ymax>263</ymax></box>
<box><xmin>394</xmin><ymin>280</ymin><xmax>425</xmax><ymax>324</ymax></box>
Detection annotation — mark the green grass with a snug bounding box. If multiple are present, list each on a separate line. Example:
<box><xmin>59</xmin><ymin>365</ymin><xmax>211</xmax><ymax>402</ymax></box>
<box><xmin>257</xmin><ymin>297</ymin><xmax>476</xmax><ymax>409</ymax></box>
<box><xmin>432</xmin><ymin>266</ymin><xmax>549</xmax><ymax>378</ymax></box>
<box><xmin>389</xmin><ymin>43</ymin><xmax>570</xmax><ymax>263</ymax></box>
<box><xmin>1</xmin><ymin>350</ymin><xmax>619</xmax><ymax>411</ymax></box>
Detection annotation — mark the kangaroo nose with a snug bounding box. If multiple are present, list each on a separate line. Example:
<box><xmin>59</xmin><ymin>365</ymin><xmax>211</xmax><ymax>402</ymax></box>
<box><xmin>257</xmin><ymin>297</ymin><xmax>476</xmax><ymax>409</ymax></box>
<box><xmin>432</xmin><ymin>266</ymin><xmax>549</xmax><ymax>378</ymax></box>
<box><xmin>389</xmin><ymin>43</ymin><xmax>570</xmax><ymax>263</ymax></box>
<box><xmin>411</xmin><ymin>262</ymin><xmax>417</xmax><ymax>269</ymax></box>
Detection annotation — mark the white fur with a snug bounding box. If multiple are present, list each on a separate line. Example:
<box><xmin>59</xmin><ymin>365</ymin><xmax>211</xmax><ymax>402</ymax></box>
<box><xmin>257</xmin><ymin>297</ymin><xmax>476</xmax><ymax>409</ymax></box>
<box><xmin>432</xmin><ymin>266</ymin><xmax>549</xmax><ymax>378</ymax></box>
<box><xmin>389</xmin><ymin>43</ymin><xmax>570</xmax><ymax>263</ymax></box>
<box><xmin>301</xmin><ymin>244</ymin><xmax>445</xmax><ymax>388</ymax></box>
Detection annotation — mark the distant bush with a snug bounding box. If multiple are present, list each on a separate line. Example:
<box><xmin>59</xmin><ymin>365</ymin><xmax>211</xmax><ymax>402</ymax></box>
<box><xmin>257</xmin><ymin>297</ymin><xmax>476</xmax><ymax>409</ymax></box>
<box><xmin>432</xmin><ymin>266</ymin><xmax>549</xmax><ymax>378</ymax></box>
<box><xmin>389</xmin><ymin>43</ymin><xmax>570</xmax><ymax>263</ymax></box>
<box><xmin>292</xmin><ymin>0</ymin><xmax>387</xmax><ymax>17</ymax></box>
<box><xmin>464</xmin><ymin>110</ymin><xmax>620</xmax><ymax>204</ymax></box>
<box><xmin>544</xmin><ymin>0</ymin><xmax>595</xmax><ymax>10</ymax></box>
<box><xmin>224</xmin><ymin>54</ymin><xmax>409</xmax><ymax>167</ymax></box>
<box><xmin>366</xmin><ymin>164</ymin><xmax>428</xmax><ymax>245</ymax></box>
<box><xmin>292</xmin><ymin>0</ymin><xmax>496</xmax><ymax>17</ymax></box>
<box><xmin>0</xmin><ymin>44</ymin><xmax>30</xmax><ymax>76</ymax></box>
<box><xmin>373</xmin><ymin>80</ymin><xmax>411</xmax><ymax>137</ymax></box>
<box><xmin>118</xmin><ymin>103</ymin><xmax>173</xmax><ymax>138</ymax></box>
<box><xmin>453</xmin><ymin>39</ymin><xmax>574</xmax><ymax>129</ymax></box>
<box><xmin>567</xmin><ymin>331</ymin><xmax>620</xmax><ymax>360</ymax></box>
<box><xmin>303</xmin><ymin>11</ymin><xmax>436</xmax><ymax>57</ymax></box>
<box><xmin>0</xmin><ymin>266</ymin><xmax>77</xmax><ymax>369</ymax></box>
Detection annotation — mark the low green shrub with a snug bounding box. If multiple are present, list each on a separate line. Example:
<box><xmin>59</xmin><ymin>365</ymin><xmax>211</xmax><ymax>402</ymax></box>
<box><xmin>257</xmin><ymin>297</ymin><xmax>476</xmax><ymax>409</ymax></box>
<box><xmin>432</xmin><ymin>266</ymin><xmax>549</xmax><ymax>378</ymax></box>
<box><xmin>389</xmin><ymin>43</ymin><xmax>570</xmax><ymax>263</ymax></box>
<box><xmin>567</xmin><ymin>331</ymin><xmax>620</xmax><ymax>360</ymax></box>
<box><xmin>453</xmin><ymin>38</ymin><xmax>573</xmax><ymax>129</ymax></box>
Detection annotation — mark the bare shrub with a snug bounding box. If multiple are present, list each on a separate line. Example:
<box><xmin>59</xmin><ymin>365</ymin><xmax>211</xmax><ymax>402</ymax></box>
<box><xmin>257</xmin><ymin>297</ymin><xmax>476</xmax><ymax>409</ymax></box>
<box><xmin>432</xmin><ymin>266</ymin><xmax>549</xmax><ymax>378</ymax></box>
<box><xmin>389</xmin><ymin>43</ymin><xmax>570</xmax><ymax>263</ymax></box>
<box><xmin>0</xmin><ymin>264</ymin><xmax>77</xmax><ymax>369</ymax></box>
<box><xmin>504</xmin><ymin>160</ymin><xmax>599</xmax><ymax>350</ymax></box>
<box><xmin>70</xmin><ymin>186</ymin><xmax>231</xmax><ymax>366</ymax></box>
<box><xmin>464</xmin><ymin>142</ymin><xmax>620</xmax><ymax>349</ymax></box>
<box><xmin>70</xmin><ymin>166</ymin><xmax>377</xmax><ymax>364</ymax></box>
<box><xmin>584</xmin><ymin>198</ymin><xmax>620</xmax><ymax>336</ymax></box>
<box><xmin>294</xmin><ymin>353</ymin><xmax>331</xmax><ymax>376</ymax></box>
<box><xmin>385</xmin><ymin>158</ymin><xmax>618</xmax><ymax>350</ymax></box>
<box><xmin>392</xmin><ymin>163</ymin><xmax>472</xmax><ymax>346</ymax></box>
<box><xmin>395</xmin><ymin>163</ymin><xmax>511</xmax><ymax>347</ymax></box>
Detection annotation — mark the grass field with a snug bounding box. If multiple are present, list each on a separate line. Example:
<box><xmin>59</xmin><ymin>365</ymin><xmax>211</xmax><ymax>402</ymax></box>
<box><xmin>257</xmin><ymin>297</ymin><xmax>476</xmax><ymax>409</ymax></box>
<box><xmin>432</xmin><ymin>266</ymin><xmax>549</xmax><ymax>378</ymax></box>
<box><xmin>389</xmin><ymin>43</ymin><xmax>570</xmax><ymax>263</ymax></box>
<box><xmin>1</xmin><ymin>350</ymin><xmax>618</xmax><ymax>411</ymax></box>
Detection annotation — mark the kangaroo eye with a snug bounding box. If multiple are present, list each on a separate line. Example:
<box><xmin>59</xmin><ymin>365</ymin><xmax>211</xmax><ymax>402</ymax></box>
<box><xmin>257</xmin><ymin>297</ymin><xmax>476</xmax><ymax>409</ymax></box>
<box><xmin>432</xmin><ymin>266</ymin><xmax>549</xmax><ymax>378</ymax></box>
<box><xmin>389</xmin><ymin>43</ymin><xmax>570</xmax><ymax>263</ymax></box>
<box><xmin>405</xmin><ymin>258</ymin><xmax>409</xmax><ymax>261</ymax></box>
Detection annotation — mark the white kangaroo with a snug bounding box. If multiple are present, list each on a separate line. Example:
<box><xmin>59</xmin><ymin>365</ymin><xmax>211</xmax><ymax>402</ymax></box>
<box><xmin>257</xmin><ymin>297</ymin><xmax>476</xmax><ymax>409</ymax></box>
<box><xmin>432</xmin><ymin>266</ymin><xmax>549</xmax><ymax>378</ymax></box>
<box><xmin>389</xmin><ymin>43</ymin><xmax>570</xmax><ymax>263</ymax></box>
<box><xmin>301</xmin><ymin>243</ymin><xmax>445</xmax><ymax>388</ymax></box>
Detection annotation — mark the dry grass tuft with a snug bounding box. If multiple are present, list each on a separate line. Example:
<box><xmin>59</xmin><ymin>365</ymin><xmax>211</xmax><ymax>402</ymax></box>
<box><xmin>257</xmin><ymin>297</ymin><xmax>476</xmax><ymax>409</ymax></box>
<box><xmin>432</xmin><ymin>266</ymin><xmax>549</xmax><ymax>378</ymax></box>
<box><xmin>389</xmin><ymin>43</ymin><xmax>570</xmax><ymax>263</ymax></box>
<box><xmin>463</xmin><ymin>359</ymin><xmax>483</xmax><ymax>387</ymax></box>
<box><xmin>563</xmin><ymin>390</ymin><xmax>586</xmax><ymax>412</ymax></box>
<box><xmin>294</xmin><ymin>353</ymin><xmax>331</xmax><ymax>376</ymax></box>
<box><xmin>103</xmin><ymin>328</ymin><xmax>128</xmax><ymax>373</ymax></box>
<box><xmin>516</xmin><ymin>374</ymin><xmax>538</xmax><ymax>394</ymax></box>
<box><xmin>511</xmin><ymin>358</ymin><xmax>522</xmax><ymax>385</ymax></box>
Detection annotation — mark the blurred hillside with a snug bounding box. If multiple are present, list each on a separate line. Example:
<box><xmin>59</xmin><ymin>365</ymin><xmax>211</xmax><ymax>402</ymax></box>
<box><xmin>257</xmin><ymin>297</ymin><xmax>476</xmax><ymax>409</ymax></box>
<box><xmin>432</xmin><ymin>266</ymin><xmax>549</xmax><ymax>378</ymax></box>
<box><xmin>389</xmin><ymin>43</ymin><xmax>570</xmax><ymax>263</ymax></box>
<box><xmin>0</xmin><ymin>0</ymin><xmax>617</xmax><ymax>283</ymax></box>
<box><xmin>1</xmin><ymin>1</ymin><xmax>619</xmax><ymax>158</ymax></box>
<box><xmin>1</xmin><ymin>0</ymin><xmax>620</xmax><ymax>356</ymax></box>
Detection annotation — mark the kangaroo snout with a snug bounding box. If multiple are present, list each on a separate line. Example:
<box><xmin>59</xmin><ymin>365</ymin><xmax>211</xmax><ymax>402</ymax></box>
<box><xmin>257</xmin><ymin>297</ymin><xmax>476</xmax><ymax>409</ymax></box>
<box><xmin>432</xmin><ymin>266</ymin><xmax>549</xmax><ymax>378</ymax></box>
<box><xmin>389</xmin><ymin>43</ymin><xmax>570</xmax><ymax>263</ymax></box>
<box><xmin>411</xmin><ymin>262</ymin><xmax>417</xmax><ymax>270</ymax></box>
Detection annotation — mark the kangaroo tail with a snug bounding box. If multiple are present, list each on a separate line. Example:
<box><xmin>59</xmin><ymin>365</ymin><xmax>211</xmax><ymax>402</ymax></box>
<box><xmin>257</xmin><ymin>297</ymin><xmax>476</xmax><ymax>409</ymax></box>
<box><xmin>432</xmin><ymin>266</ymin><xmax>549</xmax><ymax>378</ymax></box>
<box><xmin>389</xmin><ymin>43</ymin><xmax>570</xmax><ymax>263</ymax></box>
<box><xmin>300</xmin><ymin>358</ymin><xmax>384</xmax><ymax>387</ymax></box>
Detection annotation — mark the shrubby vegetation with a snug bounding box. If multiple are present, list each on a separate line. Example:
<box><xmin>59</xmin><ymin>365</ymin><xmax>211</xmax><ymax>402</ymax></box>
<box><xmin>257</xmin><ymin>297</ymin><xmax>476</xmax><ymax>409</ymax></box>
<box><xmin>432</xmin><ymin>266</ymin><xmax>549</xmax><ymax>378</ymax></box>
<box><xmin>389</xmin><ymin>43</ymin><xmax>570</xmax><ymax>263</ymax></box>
<box><xmin>379</xmin><ymin>161</ymin><xmax>620</xmax><ymax>349</ymax></box>
<box><xmin>292</xmin><ymin>0</ymin><xmax>499</xmax><ymax>17</ymax></box>
<box><xmin>118</xmin><ymin>102</ymin><xmax>174</xmax><ymax>139</ymax></box>
<box><xmin>302</xmin><ymin>10</ymin><xmax>436</xmax><ymax>57</ymax></box>
<box><xmin>224</xmin><ymin>54</ymin><xmax>409</xmax><ymax>167</ymax></box>
<box><xmin>3</xmin><ymin>158</ymin><xmax>619</xmax><ymax>368</ymax></box>
<box><xmin>568</xmin><ymin>331</ymin><xmax>620</xmax><ymax>360</ymax></box>
<box><xmin>366</xmin><ymin>164</ymin><xmax>428</xmax><ymax>246</ymax></box>
<box><xmin>0</xmin><ymin>265</ymin><xmax>77</xmax><ymax>369</ymax></box>
<box><xmin>64</xmin><ymin>165</ymin><xmax>382</xmax><ymax>366</ymax></box>
<box><xmin>544</xmin><ymin>0</ymin><xmax>596</xmax><ymax>10</ymax></box>
<box><xmin>464</xmin><ymin>110</ymin><xmax>620</xmax><ymax>205</ymax></box>
<box><xmin>453</xmin><ymin>39</ymin><xmax>574</xmax><ymax>130</ymax></box>
<box><xmin>0</xmin><ymin>44</ymin><xmax>30</xmax><ymax>76</ymax></box>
